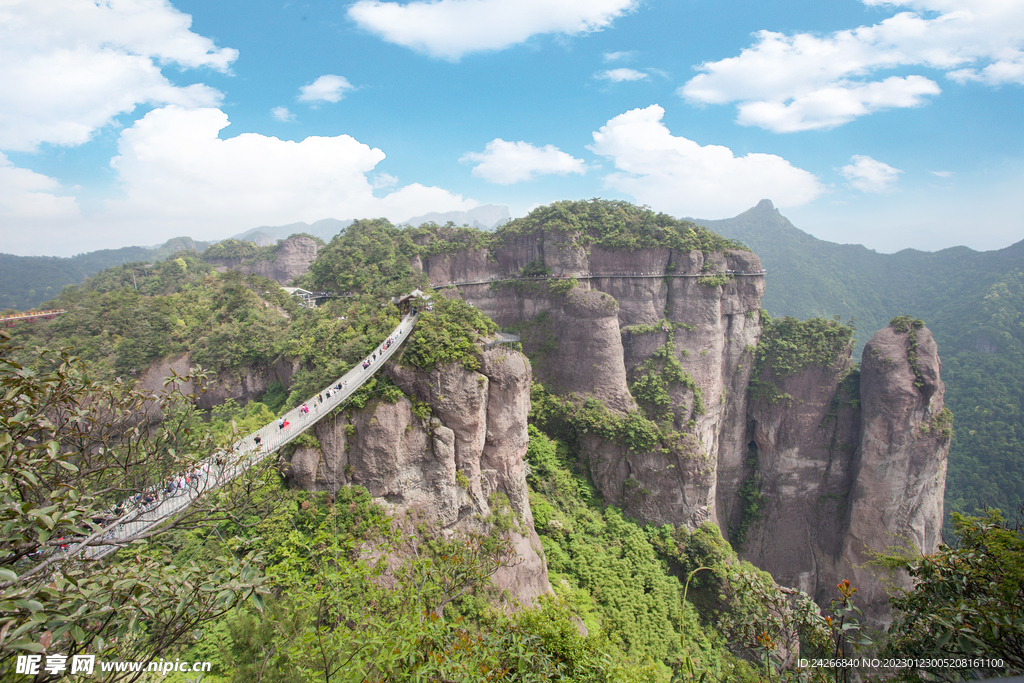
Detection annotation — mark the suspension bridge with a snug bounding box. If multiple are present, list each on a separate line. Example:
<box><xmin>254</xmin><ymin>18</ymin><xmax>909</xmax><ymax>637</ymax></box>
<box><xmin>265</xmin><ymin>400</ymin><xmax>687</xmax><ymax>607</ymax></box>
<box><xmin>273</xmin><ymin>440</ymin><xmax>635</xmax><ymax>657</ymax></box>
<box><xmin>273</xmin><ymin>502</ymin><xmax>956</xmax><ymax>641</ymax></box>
<box><xmin>77</xmin><ymin>310</ymin><xmax>420</xmax><ymax>560</ymax></box>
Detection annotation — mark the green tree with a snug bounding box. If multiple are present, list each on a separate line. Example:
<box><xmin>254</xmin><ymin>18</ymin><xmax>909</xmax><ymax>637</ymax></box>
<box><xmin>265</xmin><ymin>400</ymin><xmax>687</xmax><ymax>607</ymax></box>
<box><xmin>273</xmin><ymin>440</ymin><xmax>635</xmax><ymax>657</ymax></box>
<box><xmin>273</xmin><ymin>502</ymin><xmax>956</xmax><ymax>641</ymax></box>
<box><xmin>0</xmin><ymin>331</ymin><xmax>267</xmax><ymax>678</ymax></box>
<box><xmin>883</xmin><ymin>510</ymin><xmax>1024</xmax><ymax>681</ymax></box>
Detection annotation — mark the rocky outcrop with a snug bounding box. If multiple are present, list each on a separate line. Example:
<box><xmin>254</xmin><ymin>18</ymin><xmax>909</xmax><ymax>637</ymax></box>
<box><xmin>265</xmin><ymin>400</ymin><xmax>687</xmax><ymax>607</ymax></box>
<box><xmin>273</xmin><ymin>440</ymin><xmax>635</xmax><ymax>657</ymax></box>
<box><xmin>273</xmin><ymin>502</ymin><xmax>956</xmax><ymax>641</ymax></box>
<box><xmin>285</xmin><ymin>346</ymin><xmax>550</xmax><ymax>607</ymax></box>
<box><xmin>844</xmin><ymin>324</ymin><xmax>948</xmax><ymax>626</ymax></box>
<box><xmin>208</xmin><ymin>234</ymin><xmax>321</xmax><ymax>285</ymax></box>
<box><xmin>428</xmin><ymin>241</ymin><xmax>764</xmax><ymax>530</ymax></box>
<box><xmin>136</xmin><ymin>353</ymin><xmax>298</xmax><ymax>412</ymax></box>
<box><xmin>743</xmin><ymin>321</ymin><xmax>949</xmax><ymax>627</ymax></box>
<box><xmin>415</xmin><ymin>225</ymin><xmax>948</xmax><ymax>626</ymax></box>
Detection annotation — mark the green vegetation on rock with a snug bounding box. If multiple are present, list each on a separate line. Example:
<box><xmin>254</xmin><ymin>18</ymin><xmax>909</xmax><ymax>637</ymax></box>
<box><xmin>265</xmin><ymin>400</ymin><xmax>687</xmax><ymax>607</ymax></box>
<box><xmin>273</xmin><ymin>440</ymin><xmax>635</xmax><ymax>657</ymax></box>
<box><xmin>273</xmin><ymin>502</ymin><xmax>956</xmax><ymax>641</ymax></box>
<box><xmin>495</xmin><ymin>199</ymin><xmax>747</xmax><ymax>254</ymax></box>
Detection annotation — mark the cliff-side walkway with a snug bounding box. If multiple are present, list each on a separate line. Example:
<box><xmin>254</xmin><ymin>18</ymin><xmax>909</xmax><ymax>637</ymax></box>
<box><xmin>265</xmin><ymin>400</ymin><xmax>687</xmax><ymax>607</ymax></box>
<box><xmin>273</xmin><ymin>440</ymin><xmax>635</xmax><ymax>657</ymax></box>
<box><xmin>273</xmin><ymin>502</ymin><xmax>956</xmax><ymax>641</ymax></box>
<box><xmin>80</xmin><ymin>312</ymin><xmax>419</xmax><ymax>560</ymax></box>
<box><xmin>429</xmin><ymin>271</ymin><xmax>766</xmax><ymax>288</ymax></box>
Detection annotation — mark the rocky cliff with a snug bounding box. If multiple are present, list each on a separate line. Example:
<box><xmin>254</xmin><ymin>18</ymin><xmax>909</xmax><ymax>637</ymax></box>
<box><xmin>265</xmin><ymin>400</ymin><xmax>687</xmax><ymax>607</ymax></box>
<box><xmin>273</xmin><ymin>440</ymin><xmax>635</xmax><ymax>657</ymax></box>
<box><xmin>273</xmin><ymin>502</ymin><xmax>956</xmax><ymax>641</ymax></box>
<box><xmin>742</xmin><ymin>316</ymin><xmax>950</xmax><ymax>626</ymax></box>
<box><xmin>207</xmin><ymin>234</ymin><xmax>321</xmax><ymax>285</ymax></box>
<box><xmin>419</xmin><ymin>236</ymin><xmax>764</xmax><ymax>532</ymax></box>
<box><xmin>410</xmin><ymin>211</ymin><xmax>949</xmax><ymax>626</ymax></box>
<box><xmin>284</xmin><ymin>345</ymin><xmax>550</xmax><ymax>606</ymax></box>
<box><xmin>137</xmin><ymin>353</ymin><xmax>299</xmax><ymax>412</ymax></box>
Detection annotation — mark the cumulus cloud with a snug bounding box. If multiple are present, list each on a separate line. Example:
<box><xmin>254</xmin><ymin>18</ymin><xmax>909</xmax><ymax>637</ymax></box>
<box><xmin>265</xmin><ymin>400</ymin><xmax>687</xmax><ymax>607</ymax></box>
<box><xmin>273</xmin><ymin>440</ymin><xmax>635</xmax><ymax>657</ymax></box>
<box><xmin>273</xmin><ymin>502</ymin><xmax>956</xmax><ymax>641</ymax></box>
<box><xmin>348</xmin><ymin>0</ymin><xmax>638</xmax><ymax>60</ymax></box>
<box><xmin>0</xmin><ymin>0</ymin><xmax>236</xmax><ymax>152</ymax></box>
<box><xmin>587</xmin><ymin>105</ymin><xmax>824</xmax><ymax>217</ymax></box>
<box><xmin>298</xmin><ymin>75</ymin><xmax>354</xmax><ymax>104</ymax></box>
<box><xmin>2</xmin><ymin>107</ymin><xmax>476</xmax><ymax>255</ymax></box>
<box><xmin>597</xmin><ymin>68</ymin><xmax>649</xmax><ymax>82</ymax></box>
<box><xmin>840</xmin><ymin>155</ymin><xmax>902</xmax><ymax>192</ymax></box>
<box><xmin>271</xmin><ymin>107</ymin><xmax>296</xmax><ymax>122</ymax></box>
<box><xmin>460</xmin><ymin>139</ymin><xmax>586</xmax><ymax>184</ymax></box>
<box><xmin>679</xmin><ymin>0</ymin><xmax>1024</xmax><ymax>131</ymax></box>
<box><xmin>0</xmin><ymin>153</ymin><xmax>82</xmax><ymax>227</ymax></box>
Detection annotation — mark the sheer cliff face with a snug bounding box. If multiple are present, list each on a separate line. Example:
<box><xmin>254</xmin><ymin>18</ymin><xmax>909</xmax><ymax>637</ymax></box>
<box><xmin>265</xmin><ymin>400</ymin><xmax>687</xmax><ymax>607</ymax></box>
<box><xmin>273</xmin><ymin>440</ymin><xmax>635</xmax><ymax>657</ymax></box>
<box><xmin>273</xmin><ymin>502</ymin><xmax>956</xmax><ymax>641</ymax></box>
<box><xmin>844</xmin><ymin>324</ymin><xmax>948</xmax><ymax>626</ymax></box>
<box><xmin>208</xmin><ymin>234</ymin><xmax>320</xmax><ymax>285</ymax></box>
<box><xmin>745</xmin><ymin>323</ymin><xmax>949</xmax><ymax>627</ymax></box>
<box><xmin>420</xmin><ymin>239</ymin><xmax>765</xmax><ymax>530</ymax></box>
<box><xmin>286</xmin><ymin>347</ymin><xmax>550</xmax><ymax>606</ymax></box>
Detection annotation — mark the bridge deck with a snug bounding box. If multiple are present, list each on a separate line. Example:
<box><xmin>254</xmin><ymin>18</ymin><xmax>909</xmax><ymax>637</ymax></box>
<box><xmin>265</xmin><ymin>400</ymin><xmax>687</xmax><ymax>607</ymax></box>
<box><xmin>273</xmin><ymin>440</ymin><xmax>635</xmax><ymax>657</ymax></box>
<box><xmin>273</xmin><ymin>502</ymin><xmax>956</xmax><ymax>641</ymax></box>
<box><xmin>82</xmin><ymin>312</ymin><xmax>418</xmax><ymax>560</ymax></box>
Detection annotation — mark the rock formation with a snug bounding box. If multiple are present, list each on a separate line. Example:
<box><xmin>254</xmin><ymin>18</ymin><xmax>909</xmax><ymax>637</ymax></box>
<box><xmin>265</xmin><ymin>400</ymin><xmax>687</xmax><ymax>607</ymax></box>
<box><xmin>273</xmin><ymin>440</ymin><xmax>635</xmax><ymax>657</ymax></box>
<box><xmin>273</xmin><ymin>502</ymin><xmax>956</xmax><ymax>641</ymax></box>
<box><xmin>285</xmin><ymin>346</ymin><xmax>550</xmax><ymax>607</ymax></box>
<box><xmin>137</xmin><ymin>353</ymin><xmax>299</xmax><ymax>412</ymax></box>
<box><xmin>207</xmin><ymin>234</ymin><xmax>321</xmax><ymax>285</ymax></box>
<box><xmin>743</xmin><ymin>319</ymin><xmax>949</xmax><ymax>627</ymax></box>
<box><xmin>411</xmin><ymin>223</ymin><xmax>948</xmax><ymax>626</ymax></box>
<box><xmin>419</xmin><ymin>236</ymin><xmax>764</xmax><ymax>532</ymax></box>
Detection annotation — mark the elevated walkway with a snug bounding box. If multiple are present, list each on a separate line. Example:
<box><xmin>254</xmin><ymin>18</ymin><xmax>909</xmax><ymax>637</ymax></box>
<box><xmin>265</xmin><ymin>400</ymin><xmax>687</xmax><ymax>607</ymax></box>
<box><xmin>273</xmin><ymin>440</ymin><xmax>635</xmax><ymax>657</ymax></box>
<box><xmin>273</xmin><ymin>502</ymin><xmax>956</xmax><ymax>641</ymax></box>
<box><xmin>429</xmin><ymin>271</ymin><xmax>766</xmax><ymax>288</ymax></box>
<box><xmin>1</xmin><ymin>309</ymin><xmax>66</xmax><ymax>326</ymax></box>
<box><xmin>81</xmin><ymin>311</ymin><xmax>418</xmax><ymax>560</ymax></box>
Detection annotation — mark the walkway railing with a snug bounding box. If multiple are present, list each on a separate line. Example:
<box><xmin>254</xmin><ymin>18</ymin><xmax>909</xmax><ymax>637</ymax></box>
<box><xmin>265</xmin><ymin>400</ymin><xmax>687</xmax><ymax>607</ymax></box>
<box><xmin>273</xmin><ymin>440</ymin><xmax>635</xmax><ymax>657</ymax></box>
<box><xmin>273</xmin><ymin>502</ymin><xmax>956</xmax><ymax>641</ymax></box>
<box><xmin>429</xmin><ymin>271</ymin><xmax>766</xmax><ymax>288</ymax></box>
<box><xmin>79</xmin><ymin>312</ymin><xmax>419</xmax><ymax>560</ymax></box>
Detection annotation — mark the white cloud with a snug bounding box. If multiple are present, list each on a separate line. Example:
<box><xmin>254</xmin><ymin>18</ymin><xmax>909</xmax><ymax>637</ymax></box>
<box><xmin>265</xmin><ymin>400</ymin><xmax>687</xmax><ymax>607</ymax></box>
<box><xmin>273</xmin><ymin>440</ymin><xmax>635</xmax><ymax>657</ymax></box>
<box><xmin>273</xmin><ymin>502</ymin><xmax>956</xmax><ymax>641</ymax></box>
<box><xmin>1</xmin><ymin>107</ymin><xmax>477</xmax><ymax>255</ymax></box>
<box><xmin>603</xmin><ymin>50</ymin><xmax>637</xmax><ymax>62</ymax></box>
<box><xmin>587</xmin><ymin>105</ymin><xmax>824</xmax><ymax>217</ymax></box>
<box><xmin>298</xmin><ymin>75</ymin><xmax>354</xmax><ymax>104</ymax></box>
<box><xmin>0</xmin><ymin>0</ymin><xmax>236</xmax><ymax>152</ymax></box>
<box><xmin>460</xmin><ymin>139</ymin><xmax>586</xmax><ymax>184</ymax></box>
<box><xmin>347</xmin><ymin>0</ymin><xmax>638</xmax><ymax>60</ymax></box>
<box><xmin>840</xmin><ymin>155</ymin><xmax>903</xmax><ymax>192</ymax></box>
<box><xmin>597</xmin><ymin>68</ymin><xmax>649</xmax><ymax>82</ymax></box>
<box><xmin>0</xmin><ymin>153</ymin><xmax>82</xmax><ymax>226</ymax></box>
<box><xmin>271</xmin><ymin>107</ymin><xmax>296</xmax><ymax>122</ymax></box>
<box><xmin>679</xmin><ymin>0</ymin><xmax>1024</xmax><ymax>131</ymax></box>
<box><xmin>372</xmin><ymin>172</ymin><xmax>399</xmax><ymax>189</ymax></box>
<box><xmin>929</xmin><ymin>169</ymin><xmax>953</xmax><ymax>177</ymax></box>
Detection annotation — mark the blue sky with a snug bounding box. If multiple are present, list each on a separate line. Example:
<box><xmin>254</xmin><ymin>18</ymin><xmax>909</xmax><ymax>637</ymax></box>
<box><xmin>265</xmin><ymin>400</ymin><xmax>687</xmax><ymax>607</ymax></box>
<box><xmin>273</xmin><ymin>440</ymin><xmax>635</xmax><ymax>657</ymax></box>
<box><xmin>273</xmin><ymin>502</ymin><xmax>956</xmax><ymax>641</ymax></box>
<box><xmin>2</xmin><ymin>0</ymin><xmax>1022</xmax><ymax>256</ymax></box>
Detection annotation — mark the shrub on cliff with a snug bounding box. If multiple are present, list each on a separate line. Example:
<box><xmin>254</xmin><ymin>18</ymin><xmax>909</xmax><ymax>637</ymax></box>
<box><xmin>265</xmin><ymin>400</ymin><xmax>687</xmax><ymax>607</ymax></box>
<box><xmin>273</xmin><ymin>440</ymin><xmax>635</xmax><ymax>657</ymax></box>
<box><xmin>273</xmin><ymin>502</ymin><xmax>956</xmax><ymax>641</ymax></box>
<box><xmin>494</xmin><ymin>199</ymin><xmax>747</xmax><ymax>254</ymax></box>
<box><xmin>883</xmin><ymin>510</ymin><xmax>1024</xmax><ymax>681</ymax></box>
<box><xmin>305</xmin><ymin>218</ymin><xmax>426</xmax><ymax>295</ymax></box>
<box><xmin>750</xmin><ymin>313</ymin><xmax>855</xmax><ymax>405</ymax></box>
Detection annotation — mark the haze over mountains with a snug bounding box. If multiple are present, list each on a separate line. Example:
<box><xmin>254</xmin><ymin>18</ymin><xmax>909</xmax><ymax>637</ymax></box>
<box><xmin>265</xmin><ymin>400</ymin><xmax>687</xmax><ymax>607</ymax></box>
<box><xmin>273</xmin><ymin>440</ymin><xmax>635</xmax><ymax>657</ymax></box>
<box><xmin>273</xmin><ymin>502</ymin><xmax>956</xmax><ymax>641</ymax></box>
<box><xmin>230</xmin><ymin>205</ymin><xmax>510</xmax><ymax>247</ymax></box>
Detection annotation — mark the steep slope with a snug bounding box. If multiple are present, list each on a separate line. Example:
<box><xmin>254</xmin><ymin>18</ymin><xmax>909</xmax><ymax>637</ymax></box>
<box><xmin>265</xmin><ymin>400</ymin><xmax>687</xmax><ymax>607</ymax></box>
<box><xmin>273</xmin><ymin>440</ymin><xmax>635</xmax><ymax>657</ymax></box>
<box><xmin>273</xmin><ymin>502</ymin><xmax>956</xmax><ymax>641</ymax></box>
<box><xmin>744</xmin><ymin>316</ymin><xmax>950</xmax><ymax>627</ymax></box>
<box><xmin>699</xmin><ymin>201</ymin><xmax>1024</xmax><ymax>536</ymax></box>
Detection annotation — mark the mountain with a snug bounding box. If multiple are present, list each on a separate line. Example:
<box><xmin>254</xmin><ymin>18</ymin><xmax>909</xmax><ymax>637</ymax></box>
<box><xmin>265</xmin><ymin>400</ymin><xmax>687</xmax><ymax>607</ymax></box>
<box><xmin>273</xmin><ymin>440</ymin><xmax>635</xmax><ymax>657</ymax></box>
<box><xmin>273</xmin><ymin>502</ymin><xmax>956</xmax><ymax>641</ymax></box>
<box><xmin>231</xmin><ymin>218</ymin><xmax>355</xmax><ymax>246</ymax></box>
<box><xmin>229</xmin><ymin>205</ymin><xmax>511</xmax><ymax>248</ymax></box>
<box><xmin>401</xmin><ymin>204</ymin><xmax>510</xmax><ymax>230</ymax></box>
<box><xmin>696</xmin><ymin>200</ymin><xmax>1024</xmax><ymax>533</ymax></box>
<box><xmin>0</xmin><ymin>236</ymin><xmax>213</xmax><ymax>311</ymax></box>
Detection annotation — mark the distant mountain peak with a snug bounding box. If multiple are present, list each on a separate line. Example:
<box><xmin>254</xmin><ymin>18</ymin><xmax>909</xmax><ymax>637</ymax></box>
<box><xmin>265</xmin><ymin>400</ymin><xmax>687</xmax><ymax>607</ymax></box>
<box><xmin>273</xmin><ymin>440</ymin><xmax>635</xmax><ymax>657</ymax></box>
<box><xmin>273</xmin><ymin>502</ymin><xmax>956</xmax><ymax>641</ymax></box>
<box><xmin>754</xmin><ymin>199</ymin><xmax>777</xmax><ymax>212</ymax></box>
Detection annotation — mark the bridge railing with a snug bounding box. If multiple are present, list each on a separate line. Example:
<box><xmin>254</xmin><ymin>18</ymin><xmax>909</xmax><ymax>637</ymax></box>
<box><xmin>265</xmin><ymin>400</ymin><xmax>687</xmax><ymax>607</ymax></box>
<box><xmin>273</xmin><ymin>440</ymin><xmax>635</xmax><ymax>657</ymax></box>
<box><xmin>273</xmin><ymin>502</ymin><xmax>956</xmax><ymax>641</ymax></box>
<box><xmin>78</xmin><ymin>312</ymin><xmax>418</xmax><ymax>560</ymax></box>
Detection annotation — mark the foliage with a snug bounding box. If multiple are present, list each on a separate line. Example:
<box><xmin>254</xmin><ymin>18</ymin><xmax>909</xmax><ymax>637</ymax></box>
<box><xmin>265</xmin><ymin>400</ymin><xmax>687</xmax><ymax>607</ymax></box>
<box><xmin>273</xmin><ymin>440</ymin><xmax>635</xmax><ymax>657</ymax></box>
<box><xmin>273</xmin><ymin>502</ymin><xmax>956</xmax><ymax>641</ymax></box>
<box><xmin>494</xmin><ymin>200</ymin><xmax>747</xmax><ymax>255</ymax></box>
<box><xmin>751</xmin><ymin>313</ymin><xmax>854</xmax><ymax>405</ymax></box>
<box><xmin>530</xmin><ymin>383</ymin><xmax>662</xmax><ymax>454</ymax></box>
<box><xmin>304</xmin><ymin>218</ymin><xmax>427</xmax><ymax>296</ymax></box>
<box><xmin>401</xmin><ymin>294</ymin><xmax>497</xmax><ymax>372</ymax></box>
<box><xmin>408</xmin><ymin>221</ymin><xmax>495</xmax><ymax>256</ymax></box>
<box><xmin>202</xmin><ymin>238</ymin><xmax>261</xmax><ymax>261</ymax></box>
<box><xmin>0</xmin><ymin>332</ymin><xmax>266</xmax><ymax>678</ymax></box>
<box><xmin>8</xmin><ymin>263</ymin><xmax>294</xmax><ymax>381</ymax></box>
<box><xmin>883</xmin><ymin>510</ymin><xmax>1024</xmax><ymax>681</ymax></box>
<box><xmin>697</xmin><ymin>273</ymin><xmax>733</xmax><ymax>288</ymax></box>
<box><xmin>733</xmin><ymin>444</ymin><xmax>764</xmax><ymax>550</ymax></box>
<box><xmin>166</xmin><ymin>481</ymin><xmax>655</xmax><ymax>682</ymax></box>
<box><xmin>628</xmin><ymin>328</ymin><xmax>703</xmax><ymax>427</ymax></box>
<box><xmin>0</xmin><ymin>239</ymin><xmax>212</xmax><ymax>312</ymax></box>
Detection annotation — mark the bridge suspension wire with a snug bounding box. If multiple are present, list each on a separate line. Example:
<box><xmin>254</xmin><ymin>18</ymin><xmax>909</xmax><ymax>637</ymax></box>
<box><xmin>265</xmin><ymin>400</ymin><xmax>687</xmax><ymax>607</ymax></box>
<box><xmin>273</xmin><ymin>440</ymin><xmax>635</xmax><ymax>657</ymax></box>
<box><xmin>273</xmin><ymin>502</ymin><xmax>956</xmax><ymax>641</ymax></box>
<box><xmin>77</xmin><ymin>312</ymin><xmax>419</xmax><ymax>561</ymax></box>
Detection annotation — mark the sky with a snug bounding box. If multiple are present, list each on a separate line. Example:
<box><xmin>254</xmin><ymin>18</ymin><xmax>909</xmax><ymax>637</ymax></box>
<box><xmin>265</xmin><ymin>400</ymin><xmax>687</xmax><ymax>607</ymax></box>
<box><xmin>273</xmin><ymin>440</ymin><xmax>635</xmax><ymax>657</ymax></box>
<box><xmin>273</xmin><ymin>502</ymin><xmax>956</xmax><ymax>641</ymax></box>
<box><xmin>1</xmin><ymin>0</ymin><xmax>1023</xmax><ymax>257</ymax></box>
